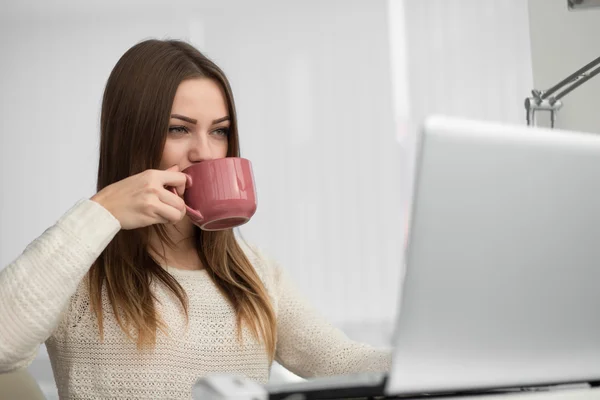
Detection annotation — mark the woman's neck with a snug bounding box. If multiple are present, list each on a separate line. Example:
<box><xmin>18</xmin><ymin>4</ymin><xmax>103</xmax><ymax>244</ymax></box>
<box><xmin>148</xmin><ymin>218</ymin><xmax>204</xmax><ymax>271</ymax></box>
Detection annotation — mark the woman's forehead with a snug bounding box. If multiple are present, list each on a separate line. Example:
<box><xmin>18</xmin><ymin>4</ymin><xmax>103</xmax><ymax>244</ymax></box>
<box><xmin>171</xmin><ymin>78</ymin><xmax>228</xmax><ymax>121</ymax></box>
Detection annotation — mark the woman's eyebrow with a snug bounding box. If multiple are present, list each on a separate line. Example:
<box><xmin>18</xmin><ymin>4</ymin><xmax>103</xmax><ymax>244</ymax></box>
<box><xmin>212</xmin><ymin>116</ymin><xmax>230</xmax><ymax>125</ymax></box>
<box><xmin>170</xmin><ymin>114</ymin><xmax>230</xmax><ymax>125</ymax></box>
<box><xmin>171</xmin><ymin>114</ymin><xmax>197</xmax><ymax>124</ymax></box>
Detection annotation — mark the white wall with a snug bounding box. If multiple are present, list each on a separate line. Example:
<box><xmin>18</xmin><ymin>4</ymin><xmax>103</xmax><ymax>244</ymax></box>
<box><xmin>528</xmin><ymin>0</ymin><xmax>600</xmax><ymax>133</ymax></box>
<box><xmin>401</xmin><ymin>0</ymin><xmax>533</xmax><ymax>126</ymax></box>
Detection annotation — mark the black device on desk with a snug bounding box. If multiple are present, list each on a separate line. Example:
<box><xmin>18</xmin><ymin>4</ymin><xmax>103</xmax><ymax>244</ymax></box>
<box><xmin>266</xmin><ymin>116</ymin><xmax>600</xmax><ymax>399</ymax></box>
<box><xmin>268</xmin><ymin>372</ymin><xmax>388</xmax><ymax>399</ymax></box>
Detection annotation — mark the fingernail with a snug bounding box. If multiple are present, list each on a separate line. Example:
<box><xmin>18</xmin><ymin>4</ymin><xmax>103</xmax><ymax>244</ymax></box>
<box><xmin>185</xmin><ymin>174</ymin><xmax>192</xmax><ymax>188</ymax></box>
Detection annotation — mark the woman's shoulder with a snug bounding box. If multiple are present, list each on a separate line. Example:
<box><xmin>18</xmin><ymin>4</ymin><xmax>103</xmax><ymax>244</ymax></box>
<box><xmin>237</xmin><ymin>239</ymin><xmax>274</xmax><ymax>276</ymax></box>
<box><xmin>49</xmin><ymin>275</ymin><xmax>94</xmax><ymax>342</ymax></box>
<box><xmin>236</xmin><ymin>239</ymin><xmax>283</xmax><ymax>296</ymax></box>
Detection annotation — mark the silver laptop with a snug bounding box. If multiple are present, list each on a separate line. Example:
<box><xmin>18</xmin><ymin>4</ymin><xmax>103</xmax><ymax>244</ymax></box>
<box><xmin>267</xmin><ymin>115</ymin><xmax>600</xmax><ymax>398</ymax></box>
<box><xmin>386</xmin><ymin>115</ymin><xmax>600</xmax><ymax>395</ymax></box>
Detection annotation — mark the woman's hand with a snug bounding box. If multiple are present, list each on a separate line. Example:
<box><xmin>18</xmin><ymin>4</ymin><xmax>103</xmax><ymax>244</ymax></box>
<box><xmin>91</xmin><ymin>165</ymin><xmax>188</xmax><ymax>230</ymax></box>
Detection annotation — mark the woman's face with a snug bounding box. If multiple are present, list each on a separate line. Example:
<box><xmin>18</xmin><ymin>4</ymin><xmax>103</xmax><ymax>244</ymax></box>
<box><xmin>159</xmin><ymin>78</ymin><xmax>230</xmax><ymax>171</ymax></box>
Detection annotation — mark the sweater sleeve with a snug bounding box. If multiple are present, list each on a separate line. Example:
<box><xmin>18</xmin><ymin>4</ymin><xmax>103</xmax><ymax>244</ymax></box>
<box><xmin>0</xmin><ymin>199</ymin><xmax>120</xmax><ymax>373</ymax></box>
<box><xmin>266</xmin><ymin>255</ymin><xmax>392</xmax><ymax>378</ymax></box>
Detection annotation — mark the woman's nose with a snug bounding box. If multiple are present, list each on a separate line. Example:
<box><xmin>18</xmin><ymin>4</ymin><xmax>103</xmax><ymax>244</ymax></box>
<box><xmin>189</xmin><ymin>134</ymin><xmax>215</xmax><ymax>162</ymax></box>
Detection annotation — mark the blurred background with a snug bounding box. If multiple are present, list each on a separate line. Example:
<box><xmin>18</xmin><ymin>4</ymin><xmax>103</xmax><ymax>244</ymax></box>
<box><xmin>0</xmin><ymin>0</ymin><xmax>598</xmax><ymax>398</ymax></box>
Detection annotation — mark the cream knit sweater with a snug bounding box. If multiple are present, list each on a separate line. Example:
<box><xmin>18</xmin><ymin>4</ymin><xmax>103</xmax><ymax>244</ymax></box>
<box><xmin>0</xmin><ymin>199</ymin><xmax>391</xmax><ymax>399</ymax></box>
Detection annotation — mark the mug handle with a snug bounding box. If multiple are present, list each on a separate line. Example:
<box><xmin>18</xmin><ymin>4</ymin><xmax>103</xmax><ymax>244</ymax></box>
<box><xmin>168</xmin><ymin>186</ymin><xmax>205</xmax><ymax>223</ymax></box>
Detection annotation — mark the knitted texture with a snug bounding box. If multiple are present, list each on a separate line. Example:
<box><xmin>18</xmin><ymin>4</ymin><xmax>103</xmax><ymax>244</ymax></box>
<box><xmin>0</xmin><ymin>200</ymin><xmax>391</xmax><ymax>399</ymax></box>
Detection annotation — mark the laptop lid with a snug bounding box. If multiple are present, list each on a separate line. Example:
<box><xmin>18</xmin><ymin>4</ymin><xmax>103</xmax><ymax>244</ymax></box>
<box><xmin>386</xmin><ymin>116</ymin><xmax>600</xmax><ymax>395</ymax></box>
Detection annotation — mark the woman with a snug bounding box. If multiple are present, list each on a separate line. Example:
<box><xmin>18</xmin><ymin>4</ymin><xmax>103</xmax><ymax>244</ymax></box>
<box><xmin>0</xmin><ymin>39</ymin><xmax>391</xmax><ymax>399</ymax></box>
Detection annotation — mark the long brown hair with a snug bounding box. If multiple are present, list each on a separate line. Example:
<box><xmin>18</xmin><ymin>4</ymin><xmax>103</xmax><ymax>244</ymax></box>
<box><xmin>89</xmin><ymin>39</ymin><xmax>276</xmax><ymax>359</ymax></box>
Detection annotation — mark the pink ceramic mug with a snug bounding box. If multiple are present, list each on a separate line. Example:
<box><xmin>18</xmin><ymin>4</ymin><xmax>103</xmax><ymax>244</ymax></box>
<box><xmin>169</xmin><ymin>157</ymin><xmax>257</xmax><ymax>231</ymax></box>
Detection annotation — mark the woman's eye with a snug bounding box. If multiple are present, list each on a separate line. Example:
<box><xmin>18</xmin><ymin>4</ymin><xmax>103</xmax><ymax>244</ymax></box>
<box><xmin>213</xmin><ymin>128</ymin><xmax>230</xmax><ymax>137</ymax></box>
<box><xmin>168</xmin><ymin>126</ymin><xmax>189</xmax><ymax>134</ymax></box>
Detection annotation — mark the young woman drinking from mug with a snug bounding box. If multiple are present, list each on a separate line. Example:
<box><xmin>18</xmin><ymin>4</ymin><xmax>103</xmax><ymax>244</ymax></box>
<box><xmin>0</xmin><ymin>39</ymin><xmax>391</xmax><ymax>399</ymax></box>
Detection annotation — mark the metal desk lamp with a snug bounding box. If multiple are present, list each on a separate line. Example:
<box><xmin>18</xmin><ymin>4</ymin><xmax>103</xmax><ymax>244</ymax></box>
<box><xmin>525</xmin><ymin>0</ymin><xmax>600</xmax><ymax>127</ymax></box>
